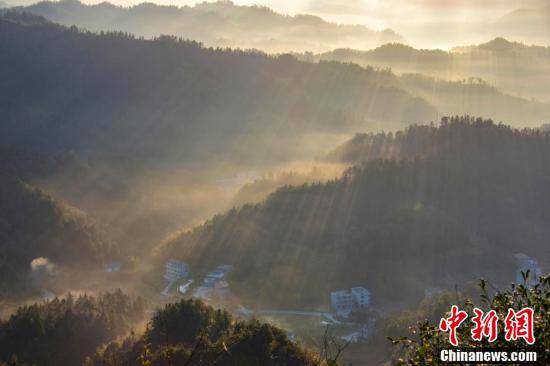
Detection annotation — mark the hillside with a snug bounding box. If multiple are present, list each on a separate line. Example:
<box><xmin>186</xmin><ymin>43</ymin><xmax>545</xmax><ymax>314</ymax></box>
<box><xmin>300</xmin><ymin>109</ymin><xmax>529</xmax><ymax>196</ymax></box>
<box><xmin>311</xmin><ymin>39</ymin><xmax>550</xmax><ymax>102</ymax></box>
<box><xmin>0</xmin><ymin>12</ymin><xmax>438</xmax><ymax>252</ymax></box>
<box><xmin>0</xmin><ymin>13</ymin><xmax>432</xmax><ymax>162</ymax></box>
<box><xmin>0</xmin><ymin>291</ymin><xmax>144</xmax><ymax>366</ymax></box>
<box><xmin>0</xmin><ymin>176</ymin><xmax>119</xmax><ymax>295</ymax></box>
<box><xmin>13</xmin><ymin>0</ymin><xmax>403</xmax><ymax>53</ymax></box>
<box><xmin>397</xmin><ymin>73</ymin><xmax>550</xmax><ymax>127</ymax></box>
<box><xmin>158</xmin><ymin>117</ymin><xmax>550</xmax><ymax>309</ymax></box>
<box><xmin>0</xmin><ymin>294</ymin><xmax>318</xmax><ymax>366</ymax></box>
<box><xmin>327</xmin><ymin>116</ymin><xmax>550</xmax><ymax>163</ymax></box>
<box><xmin>85</xmin><ymin>299</ymin><xmax>318</xmax><ymax>366</ymax></box>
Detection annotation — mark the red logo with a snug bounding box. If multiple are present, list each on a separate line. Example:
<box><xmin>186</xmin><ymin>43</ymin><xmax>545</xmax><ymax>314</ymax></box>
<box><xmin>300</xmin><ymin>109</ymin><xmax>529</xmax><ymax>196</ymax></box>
<box><xmin>439</xmin><ymin>305</ymin><xmax>468</xmax><ymax>346</ymax></box>
<box><xmin>504</xmin><ymin>307</ymin><xmax>535</xmax><ymax>345</ymax></box>
<box><xmin>439</xmin><ymin>306</ymin><xmax>535</xmax><ymax>346</ymax></box>
<box><xmin>471</xmin><ymin>308</ymin><xmax>499</xmax><ymax>342</ymax></box>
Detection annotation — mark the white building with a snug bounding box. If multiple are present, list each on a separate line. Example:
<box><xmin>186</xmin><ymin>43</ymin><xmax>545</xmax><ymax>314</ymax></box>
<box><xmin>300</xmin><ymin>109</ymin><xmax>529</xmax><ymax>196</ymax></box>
<box><xmin>178</xmin><ymin>280</ymin><xmax>194</xmax><ymax>295</ymax></box>
<box><xmin>515</xmin><ymin>253</ymin><xmax>541</xmax><ymax>287</ymax></box>
<box><xmin>164</xmin><ymin>260</ymin><xmax>188</xmax><ymax>281</ymax></box>
<box><xmin>331</xmin><ymin>286</ymin><xmax>371</xmax><ymax>316</ymax></box>
<box><xmin>351</xmin><ymin>287</ymin><xmax>370</xmax><ymax>307</ymax></box>
<box><xmin>105</xmin><ymin>261</ymin><xmax>121</xmax><ymax>273</ymax></box>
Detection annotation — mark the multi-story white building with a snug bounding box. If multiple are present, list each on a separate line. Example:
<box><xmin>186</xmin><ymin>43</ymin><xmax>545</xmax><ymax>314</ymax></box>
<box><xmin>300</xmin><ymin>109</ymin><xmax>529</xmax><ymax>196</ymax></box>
<box><xmin>331</xmin><ymin>286</ymin><xmax>371</xmax><ymax>316</ymax></box>
<box><xmin>351</xmin><ymin>287</ymin><xmax>371</xmax><ymax>307</ymax></box>
<box><xmin>164</xmin><ymin>260</ymin><xmax>188</xmax><ymax>281</ymax></box>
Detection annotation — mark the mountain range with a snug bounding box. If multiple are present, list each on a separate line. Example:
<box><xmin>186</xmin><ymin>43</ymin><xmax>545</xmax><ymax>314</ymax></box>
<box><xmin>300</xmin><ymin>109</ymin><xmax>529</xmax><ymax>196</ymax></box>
<box><xmin>2</xmin><ymin>12</ymin><xmax>550</xmax><ymax>259</ymax></box>
<box><xmin>12</xmin><ymin>0</ymin><xmax>404</xmax><ymax>53</ymax></box>
<box><xmin>158</xmin><ymin>117</ymin><xmax>550</xmax><ymax>309</ymax></box>
<box><xmin>0</xmin><ymin>11</ymin><xmax>438</xmax><ymax>257</ymax></box>
<box><xmin>309</xmin><ymin>38</ymin><xmax>550</xmax><ymax>101</ymax></box>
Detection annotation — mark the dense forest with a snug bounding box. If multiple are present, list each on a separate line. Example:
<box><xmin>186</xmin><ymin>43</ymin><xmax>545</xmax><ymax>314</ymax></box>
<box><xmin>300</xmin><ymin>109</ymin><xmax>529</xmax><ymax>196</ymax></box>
<box><xmin>0</xmin><ymin>176</ymin><xmax>119</xmax><ymax>296</ymax></box>
<box><xmin>1</xmin><ymin>1</ymin><xmax>550</xmax><ymax>365</ymax></box>
<box><xmin>85</xmin><ymin>299</ymin><xmax>319</xmax><ymax>366</ymax></box>
<box><xmin>0</xmin><ymin>295</ymin><xmax>327</xmax><ymax>366</ymax></box>
<box><xmin>159</xmin><ymin>117</ymin><xmax>550</xmax><ymax>308</ymax></box>
<box><xmin>0</xmin><ymin>11</ymin><xmax>437</xmax><ymax>254</ymax></box>
<box><xmin>0</xmin><ymin>290</ymin><xmax>145</xmax><ymax>366</ymax></box>
<box><xmin>326</xmin><ymin>115</ymin><xmax>550</xmax><ymax>163</ymax></box>
<box><xmin>0</xmin><ymin>11</ymin><xmax>432</xmax><ymax>162</ymax></box>
<box><xmin>13</xmin><ymin>0</ymin><xmax>403</xmax><ymax>53</ymax></box>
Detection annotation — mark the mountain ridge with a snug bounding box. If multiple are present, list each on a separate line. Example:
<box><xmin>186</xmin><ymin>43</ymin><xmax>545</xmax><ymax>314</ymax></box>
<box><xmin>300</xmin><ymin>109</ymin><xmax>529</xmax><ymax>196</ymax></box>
<box><xmin>158</xmin><ymin>117</ymin><xmax>550</xmax><ymax>309</ymax></box>
<box><xmin>13</xmin><ymin>0</ymin><xmax>404</xmax><ymax>52</ymax></box>
<box><xmin>309</xmin><ymin>38</ymin><xmax>550</xmax><ymax>102</ymax></box>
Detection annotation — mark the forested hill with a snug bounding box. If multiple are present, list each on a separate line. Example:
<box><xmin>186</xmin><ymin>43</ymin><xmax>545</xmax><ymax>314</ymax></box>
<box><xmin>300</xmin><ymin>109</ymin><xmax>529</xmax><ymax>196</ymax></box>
<box><xmin>0</xmin><ymin>296</ymin><xmax>315</xmax><ymax>366</ymax></box>
<box><xmin>0</xmin><ymin>291</ymin><xmax>144</xmax><ymax>366</ymax></box>
<box><xmin>326</xmin><ymin>115</ymin><xmax>550</xmax><ymax>163</ymax></box>
<box><xmin>0</xmin><ymin>12</ymin><xmax>434</xmax><ymax>166</ymax></box>
<box><xmin>159</xmin><ymin>118</ymin><xmax>550</xmax><ymax>308</ymax></box>
<box><xmin>85</xmin><ymin>299</ymin><xmax>317</xmax><ymax>366</ymax></box>
<box><xmin>0</xmin><ymin>176</ymin><xmax>119</xmax><ymax>295</ymax></box>
<box><xmin>309</xmin><ymin>39</ymin><xmax>550</xmax><ymax>102</ymax></box>
<box><xmin>13</xmin><ymin>0</ymin><xmax>403</xmax><ymax>53</ymax></box>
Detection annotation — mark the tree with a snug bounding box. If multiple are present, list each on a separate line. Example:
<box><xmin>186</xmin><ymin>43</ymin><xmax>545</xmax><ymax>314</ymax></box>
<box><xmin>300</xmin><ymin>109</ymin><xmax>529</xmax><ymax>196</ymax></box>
<box><xmin>390</xmin><ymin>274</ymin><xmax>549</xmax><ymax>365</ymax></box>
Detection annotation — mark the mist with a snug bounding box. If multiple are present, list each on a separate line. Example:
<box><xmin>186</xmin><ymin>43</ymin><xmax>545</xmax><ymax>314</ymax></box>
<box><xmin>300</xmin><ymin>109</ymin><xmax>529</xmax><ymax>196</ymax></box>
<box><xmin>1</xmin><ymin>2</ymin><xmax>549</xmax><ymax>365</ymax></box>
<box><xmin>9</xmin><ymin>0</ymin><xmax>546</xmax><ymax>49</ymax></box>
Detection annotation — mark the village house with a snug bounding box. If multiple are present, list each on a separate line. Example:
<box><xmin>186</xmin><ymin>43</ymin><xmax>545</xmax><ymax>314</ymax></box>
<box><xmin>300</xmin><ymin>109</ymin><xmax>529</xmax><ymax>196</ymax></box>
<box><xmin>164</xmin><ymin>260</ymin><xmax>188</xmax><ymax>281</ymax></box>
<box><xmin>330</xmin><ymin>286</ymin><xmax>371</xmax><ymax>317</ymax></box>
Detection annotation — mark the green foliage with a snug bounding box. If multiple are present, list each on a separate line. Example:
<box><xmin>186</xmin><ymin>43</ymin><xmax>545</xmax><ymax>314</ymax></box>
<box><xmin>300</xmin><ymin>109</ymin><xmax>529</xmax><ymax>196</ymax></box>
<box><xmin>0</xmin><ymin>290</ymin><xmax>145</xmax><ymax>366</ymax></box>
<box><xmin>390</xmin><ymin>275</ymin><xmax>550</xmax><ymax>365</ymax></box>
<box><xmin>86</xmin><ymin>299</ymin><xmax>319</xmax><ymax>366</ymax></box>
<box><xmin>148</xmin><ymin>299</ymin><xmax>231</xmax><ymax>347</ymax></box>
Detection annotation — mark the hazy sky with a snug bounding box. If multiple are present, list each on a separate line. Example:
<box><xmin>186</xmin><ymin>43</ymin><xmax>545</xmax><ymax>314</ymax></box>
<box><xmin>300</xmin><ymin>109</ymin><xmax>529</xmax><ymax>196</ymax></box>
<box><xmin>7</xmin><ymin>0</ymin><xmax>548</xmax><ymax>28</ymax></box>
<box><xmin>7</xmin><ymin>0</ymin><xmax>547</xmax><ymax>24</ymax></box>
<box><xmin>6</xmin><ymin>0</ymin><xmax>549</xmax><ymax>48</ymax></box>
<box><xmin>71</xmin><ymin>0</ymin><xmax>548</xmax><ymax>29</ymax></box>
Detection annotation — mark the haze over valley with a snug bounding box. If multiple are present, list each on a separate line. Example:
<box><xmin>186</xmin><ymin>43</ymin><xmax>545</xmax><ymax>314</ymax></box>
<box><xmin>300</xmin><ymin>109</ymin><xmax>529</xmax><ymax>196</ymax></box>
<box><xmin>0</xmin><ymin>1</ymin><xmax>549</xmax><ymax>365</ymax></box>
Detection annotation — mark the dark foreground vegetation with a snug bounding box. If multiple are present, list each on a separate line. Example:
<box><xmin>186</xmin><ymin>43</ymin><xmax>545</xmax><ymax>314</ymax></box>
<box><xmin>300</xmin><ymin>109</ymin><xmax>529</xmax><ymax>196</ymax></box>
<box><xmin>85</xmin><ymin>299</ymin><xmax>321</xmax><ymax>366</ymax></box>
<box><xmin>391</xmin><ymin>275</ymin><xmax>550</xmax><ymax>365</ymax></box>
<box><xmin>0</xmin><ymin>278</ymin><xmax>547</xmax><ymax>366</ymax></box>
<box><xmin>0</xmin><ymin>290</ymin><xmax>145</xmax><ymax>366</ymax></box>
<box><xmin>0</xmin><ymin>295</ymin><xmax>327</xmax><ymax>366</ymax></box>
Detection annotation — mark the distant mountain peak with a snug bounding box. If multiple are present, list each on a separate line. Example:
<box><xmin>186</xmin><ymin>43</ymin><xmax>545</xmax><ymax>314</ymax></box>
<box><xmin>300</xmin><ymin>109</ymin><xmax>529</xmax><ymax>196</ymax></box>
<box><xmin>477</xmin><ymin>37</ymin><xmax>530</xmax><ymax>52</ymax></box>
